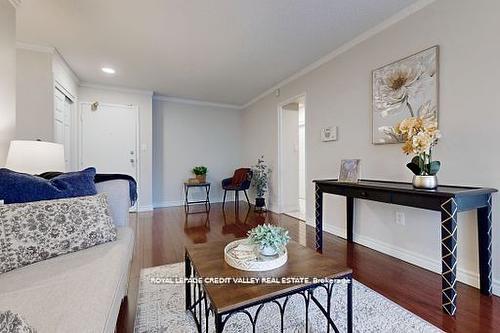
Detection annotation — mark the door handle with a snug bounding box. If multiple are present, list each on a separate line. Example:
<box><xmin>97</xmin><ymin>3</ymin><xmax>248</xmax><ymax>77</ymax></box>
<box><xmin>130</xmin><ymin>159</ymin><xmax>135</xmax><ymax>163</ymax></box>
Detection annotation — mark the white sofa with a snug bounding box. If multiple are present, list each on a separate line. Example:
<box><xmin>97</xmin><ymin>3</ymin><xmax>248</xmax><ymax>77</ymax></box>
<box><xmin>0</xmin><ymin>180</ymin><xmax>134</xmax><ymax>333</ymax></box>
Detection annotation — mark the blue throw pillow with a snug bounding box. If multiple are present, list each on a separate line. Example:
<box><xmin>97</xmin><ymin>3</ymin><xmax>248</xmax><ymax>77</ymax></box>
<box><xmin>0</xmin><ymin>167</ymin><xmax>97</xmax><ymax>204</ymax></box>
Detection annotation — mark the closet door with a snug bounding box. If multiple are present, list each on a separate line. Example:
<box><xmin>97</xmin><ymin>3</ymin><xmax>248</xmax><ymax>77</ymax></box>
<box><xmin>54</xmin><ymin>88</ymin><xmax>72</xmax><ymax>171</ymax></box>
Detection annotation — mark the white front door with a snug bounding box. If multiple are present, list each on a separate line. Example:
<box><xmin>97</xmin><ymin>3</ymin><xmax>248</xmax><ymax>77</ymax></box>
<box><xmin>79</xmin><ymin>102</ymin><xmax>138</xmax><ymax>181</ymax></box>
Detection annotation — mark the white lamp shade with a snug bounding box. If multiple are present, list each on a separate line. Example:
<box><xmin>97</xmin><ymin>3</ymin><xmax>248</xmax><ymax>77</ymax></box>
<box><xmin>5</xmin><ymin>140</ymin><xmax>66</xmax><ymax>174</ymax></box>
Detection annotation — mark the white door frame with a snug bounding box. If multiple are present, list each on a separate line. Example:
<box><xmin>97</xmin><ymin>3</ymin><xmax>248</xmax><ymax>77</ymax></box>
<box><xmin>277</xmin><ymin>93</ymin><xmax>307</xmax><ymax>215</ymax></box>
<box><xmin>77</xmin><ymin>102</ymin><xmax>141</xmax><ymax>209</ymax></box>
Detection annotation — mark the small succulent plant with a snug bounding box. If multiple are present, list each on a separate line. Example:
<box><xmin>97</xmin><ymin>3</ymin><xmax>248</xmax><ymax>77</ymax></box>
<box><xmin>248</xmin><ymin>224</ymin><xmax>290</xmax><ymax>254</ymax></box>
<box><xmin>192</xmin><ymin>166</ymin><xmax>207</xmax><ymax>175</ymax></box>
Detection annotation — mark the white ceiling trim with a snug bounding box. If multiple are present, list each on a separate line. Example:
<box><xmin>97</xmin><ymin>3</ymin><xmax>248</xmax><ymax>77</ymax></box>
<box><xmin>8</xmin><ymin>0</ymin><xmax>22</xmax><ymax>8</ymax></box>
<box><xmin>153</xmin><ymin>95</ymin><xmax>242</xmax><ymax>110</ymax></box>
<box><xmin>80</xmin><ymin>82</ymin><xmax>154</xmax><ymax>97</ymax></box>
<box><xmin>16</xmin><ymin>41</ymin><xmax>55</xmax><ymax>53</ymax></box>
<box><xmin>240</xmin><ymin>0</ymin><xmax>436</xmax><ymax>110</ymax></box>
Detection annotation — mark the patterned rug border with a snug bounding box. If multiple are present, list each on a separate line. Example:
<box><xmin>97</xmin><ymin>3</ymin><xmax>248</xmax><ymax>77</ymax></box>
<box><xmin>134</xmin><ymin>262</ymin><xmax>444</xmax><ymax>333</ymax></box>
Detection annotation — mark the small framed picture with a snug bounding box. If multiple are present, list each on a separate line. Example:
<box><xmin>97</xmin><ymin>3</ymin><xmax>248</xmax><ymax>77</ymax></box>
<box><xmin>339</xmin><ymin>159</ymin><xmax>360</xmax><ymax>183</ymax></box>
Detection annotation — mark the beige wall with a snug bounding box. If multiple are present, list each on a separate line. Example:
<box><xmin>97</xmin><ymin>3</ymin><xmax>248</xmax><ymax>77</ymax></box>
<box><xmin>0</xmin><ymin>0</ymin><xmax>16</xmax><ymax>165</ymax></box>
<box><xmin>79</xmin><ymin>86</ymin><xmax>153</xmax><ymax>210</ymax></box>
<box><xmin>16</xmin><ymin>49</ymin><xmax>54</xmax><ymax>141</ymax></box>
<box><xmin>152</xmin><ymin>99</ymin><xmax>242</xmax><ymax>206</ymax></box>
<box><xmin>241</xmin><ymin>0</ymin><xmax>500</xmax><ymax>294</ymax></box>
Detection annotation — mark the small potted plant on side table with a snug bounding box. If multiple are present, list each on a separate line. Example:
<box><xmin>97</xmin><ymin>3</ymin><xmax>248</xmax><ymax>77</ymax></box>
<box><xmin>192</xmin><ymin>166</ymin><xmax>208</xmax><ymax>183</ymax></box>
<box><xmin>252</xmin><ymin>156</ymin><xmax>270</xmax><ymax>211</ymax></box>
<box><xmin>248</xmin><ymin>224</ymin><xmax>290</xmax><ymax>256</ymax></box>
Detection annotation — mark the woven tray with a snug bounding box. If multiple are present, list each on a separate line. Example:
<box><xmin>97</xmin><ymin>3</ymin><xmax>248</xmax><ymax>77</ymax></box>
<box><xmin>224</xmin><ymin>239</ymin><xmax>287</xmax><ymax>272</ymax></box>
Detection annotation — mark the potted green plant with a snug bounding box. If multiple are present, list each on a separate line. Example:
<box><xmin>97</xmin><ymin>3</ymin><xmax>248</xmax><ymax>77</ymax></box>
<box><xmin>393</xmin><ymin>116</ymin><xmax>442</xmax><ymax>189</ymax></box>
<box><xmin>251</xmin><ymin>156</ymin><xmax>270</xmax><ymax>211</ymax></box>
<box><xmin>192</xmin><ymin>166</ymin><xmax>208</xmax><ymax>183</ymax></box>
<box><xmin>248</xmin><ymin>224</ymin><xmax>290</xmax><ymax>256</ymax></box>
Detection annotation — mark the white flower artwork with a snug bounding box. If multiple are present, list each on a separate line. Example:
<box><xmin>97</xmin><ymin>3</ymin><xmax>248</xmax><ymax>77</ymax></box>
<box><xmin>372</xmin><ymin>46</ymin><xmax>439</xmax><ymax>144</ymax></box>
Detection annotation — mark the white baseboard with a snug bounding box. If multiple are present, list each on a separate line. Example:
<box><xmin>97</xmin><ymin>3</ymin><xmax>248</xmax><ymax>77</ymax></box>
<box><xmin>321</xmin><ymin>223</ymin><xmax>500</xmax><ymax>296</ymax></box>
<box><xmin>281</xmin><ymin>204</ymin><xmax>300</xmax><ymax>213</ymax></box>
<box><xmin>137</xmin><ymin>205</ymin><xmax>154</xmax><ymax>212</ymax></box>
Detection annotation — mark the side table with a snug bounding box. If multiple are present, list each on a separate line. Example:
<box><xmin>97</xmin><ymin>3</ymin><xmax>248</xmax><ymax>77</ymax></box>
<box><xmin>184</xmin><ymin>182</ymin><xmax>211</xmax><ymax>213</ymax></box>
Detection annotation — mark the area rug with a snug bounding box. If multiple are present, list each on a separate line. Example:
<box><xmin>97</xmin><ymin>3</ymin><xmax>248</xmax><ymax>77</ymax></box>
<box><xmin>134</xmin><ymin>263</ymin><xmax>443</xmax><ymax>333</ymax></box>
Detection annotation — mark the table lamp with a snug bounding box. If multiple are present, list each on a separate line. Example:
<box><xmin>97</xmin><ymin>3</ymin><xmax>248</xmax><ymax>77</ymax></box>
<box><xmin>5</xmin><ymin>140</ymin><xmax>65</xmax><ymax>174</ymax></box>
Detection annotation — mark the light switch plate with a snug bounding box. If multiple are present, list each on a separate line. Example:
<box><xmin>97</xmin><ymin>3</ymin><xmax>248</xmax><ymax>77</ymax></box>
<box><xmin>321</xmin><ymin>126</ymin><xmax>337</xmax><ymax>142</ymax></box>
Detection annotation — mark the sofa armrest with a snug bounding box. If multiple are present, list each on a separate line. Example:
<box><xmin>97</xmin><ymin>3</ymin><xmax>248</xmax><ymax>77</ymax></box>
<box><xmin>96</xmin><ymin>180</ymin><xmax>131</xmax><ymax>227</ymax></box>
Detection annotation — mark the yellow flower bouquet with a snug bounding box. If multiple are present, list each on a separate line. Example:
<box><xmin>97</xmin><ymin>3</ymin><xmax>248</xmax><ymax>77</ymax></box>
<box><xmin>394</xmin><ymin>115</ymin><xmax>441</xmax><ymax>176</ymax></box>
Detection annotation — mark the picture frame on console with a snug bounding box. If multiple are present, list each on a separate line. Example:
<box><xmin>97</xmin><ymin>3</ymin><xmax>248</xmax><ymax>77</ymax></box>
<box><xmin>338</xmin><ymin>159</ymin><xmax>360</xmax><ymax>183</ymax></box>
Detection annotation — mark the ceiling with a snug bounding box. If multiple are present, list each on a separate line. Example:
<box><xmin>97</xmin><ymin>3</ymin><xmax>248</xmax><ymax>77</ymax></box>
<box><xmin>16</xmin><ymin>0</ymin><xmax>419</xmax><ymax>106</ymax></box>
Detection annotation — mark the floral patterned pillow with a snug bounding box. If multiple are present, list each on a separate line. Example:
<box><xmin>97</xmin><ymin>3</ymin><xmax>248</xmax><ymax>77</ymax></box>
<box><xmin>0</xmin><ymin>311</ymin><xmax>36</xmax><ymax>333</ymax></box>
<box><xmin>0</xmin><ymin>194</ymin><xmax>117</xmax><ymax>274</ymax></box>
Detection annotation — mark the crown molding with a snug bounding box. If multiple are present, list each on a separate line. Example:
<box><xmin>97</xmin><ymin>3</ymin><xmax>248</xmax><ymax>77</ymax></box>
<box><xmin>80</xmin><ymin>82</ymin><xmax>154</xmax><ymax>97</ymax></box>
<box><xmin>240</xmin><ymin>0</ymin><xmax>437</xmax><ymax>110</ymax></box>
<box><xmin>53</xmin><ymin>49</ymin><xmax>81</xmax><ymax>86</ymax></box>
<box><xmin>8</xmin><ymin>0</ymin><xmax>22</xmax><ymax>8</ymax></box>
<box><xmin>153</xmin><ymin>95</ymin><xmax>242</xmax><ymax>110</ymax></box>
<box><xmin>16</xmin><ymin>42</ymin><xmax>55</xmax><ymax>53</ymax></box>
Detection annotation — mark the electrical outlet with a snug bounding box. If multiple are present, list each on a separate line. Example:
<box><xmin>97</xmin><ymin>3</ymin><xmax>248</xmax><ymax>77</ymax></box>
<box><xmin>395</xmin><ymin>211</ymin><xmax>405</xmax><ymax>226</ymax></box>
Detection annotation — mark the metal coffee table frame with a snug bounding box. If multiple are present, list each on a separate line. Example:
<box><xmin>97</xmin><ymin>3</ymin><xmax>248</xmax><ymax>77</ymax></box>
<box><xmin>185</xmin><ymin>253</ymin><xmax>353</xmax><ymax>333</ymax></box>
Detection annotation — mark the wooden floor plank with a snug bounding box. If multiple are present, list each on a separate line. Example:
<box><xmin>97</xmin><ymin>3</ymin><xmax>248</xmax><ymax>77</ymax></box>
<box><xmin>115</xmin><ymin>202</ymin><xmax>500</xmax><ymax>333</ymax></box>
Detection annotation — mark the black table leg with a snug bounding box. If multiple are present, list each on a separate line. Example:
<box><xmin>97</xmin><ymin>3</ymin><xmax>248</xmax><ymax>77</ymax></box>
<box><xmin>347</xmin><ymin>275</ymin><xmax>353</xmax><ymax>333</ymax></box>
<box><xmin>346</xmin><ymin>197</ymin><xmax>354</xmax><ymax>242</ymax></box>
<box><xmin>185</xmin><ymin>253</ymin><xmax>192</xmax><ymax>311</ymax></box>
<box><xmin>315</xmin><ymin>184</ymin><xmax>323</xmax><ymax>253</ymax></box>
<box><xmin>184</xmin><ymin>185</ymin><xmax>189</xmax><ymax>213</ymax></box>
<box><xmin>478</xmin><ymin>194</ymin><xmax>493</xmax><ymax>295</ymax></box>
<box><xmin>215</xmin><ymin>313</ymin><xmax>224</xmax><ymax>333</ymax></box>
<box><xmin>205</xmin><ymin>184</ymin><xmax>211</xmax><ymax>212</ymax></box>
<box><xmin>440</xmin><ymin>198</ymin><xmax>458</xmax><ymax>316</ymax></box>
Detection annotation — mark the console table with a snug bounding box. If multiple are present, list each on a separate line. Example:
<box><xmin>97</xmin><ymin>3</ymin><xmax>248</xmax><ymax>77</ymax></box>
<box><xmin>313</xmin><ymin>179</ymin><xmax>497</xmax><ymax>316</ymax></box>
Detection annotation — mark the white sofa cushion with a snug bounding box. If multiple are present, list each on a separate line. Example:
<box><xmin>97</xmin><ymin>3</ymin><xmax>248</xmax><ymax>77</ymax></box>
<box><xmin>0</xmin><ymin>227</ymin><xmax>134</xmax><ymax>333</ymax></box>
<box><xmin>0</xmin><ymin>194</ymin><xmax>117</xmax><ymax>274</ymax></box>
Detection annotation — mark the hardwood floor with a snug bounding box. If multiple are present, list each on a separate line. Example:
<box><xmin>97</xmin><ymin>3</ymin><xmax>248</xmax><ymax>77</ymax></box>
<box><xmin>116</xmin><ymin>202</ymin><xmax>500</xmax><ymax>333</ymax></box>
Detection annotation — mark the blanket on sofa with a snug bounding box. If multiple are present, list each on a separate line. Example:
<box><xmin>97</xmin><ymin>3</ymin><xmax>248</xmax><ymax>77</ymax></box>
<box><xmin>39</xmin><ymin>172</ymin><xmax>137</xmax><ymax>205</ymax></box>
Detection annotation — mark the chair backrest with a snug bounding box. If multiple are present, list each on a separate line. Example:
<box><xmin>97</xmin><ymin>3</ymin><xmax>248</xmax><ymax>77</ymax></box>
<box><xmin>232</xmin><ymin>168</ymin><xmax>252</xmax><ymax>188</ymax></box>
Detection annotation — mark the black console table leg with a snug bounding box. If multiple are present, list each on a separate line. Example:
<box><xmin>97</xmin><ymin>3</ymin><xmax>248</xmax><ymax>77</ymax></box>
<box><xmin>346</xmin><ymin>197</ymin><xmax>354</xmax><ymax>242</ymax></box>
<box><xmin>315</xmin><ymin>184</ymin><xmax>323</xmax><ymax>253</ymax></box>
<box><xmin>440</xmin><ymin>198</ymin><xmax>458</xmax><ymax>316</ymax></box>
<box><xmin>478</xmin><ymin>194</ymin><xmax>493</xmax><ymax>295</ymax></box>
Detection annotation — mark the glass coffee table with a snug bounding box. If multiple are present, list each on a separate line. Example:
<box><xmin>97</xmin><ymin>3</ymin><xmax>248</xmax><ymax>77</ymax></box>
<box><xmin>185</xmin><ymin>240</ymin><xmax>353</xmax><ymax>333</ymax></box>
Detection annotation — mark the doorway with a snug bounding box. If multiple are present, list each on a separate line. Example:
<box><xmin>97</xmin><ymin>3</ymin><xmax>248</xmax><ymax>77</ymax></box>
<box><xmin>279</xmin><ymin>95</ymin><xmax>306</xmax><ymax>221</ymax></box>
<box><xmin>78</xmin><ymin>102</ymin><xmax>139</xmax><ymax>202</ymax></box>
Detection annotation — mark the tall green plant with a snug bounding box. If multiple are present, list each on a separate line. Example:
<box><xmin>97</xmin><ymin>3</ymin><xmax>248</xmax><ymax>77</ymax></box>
<box><xmin>252</xmin><ymin>156</ymin><xmax>270</xmax><ymax>198</ymax></box>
